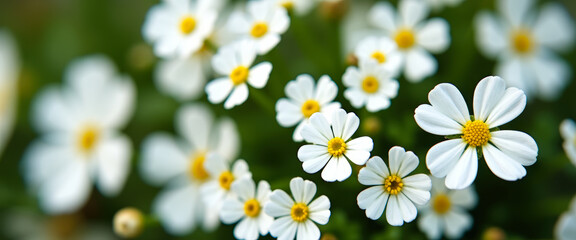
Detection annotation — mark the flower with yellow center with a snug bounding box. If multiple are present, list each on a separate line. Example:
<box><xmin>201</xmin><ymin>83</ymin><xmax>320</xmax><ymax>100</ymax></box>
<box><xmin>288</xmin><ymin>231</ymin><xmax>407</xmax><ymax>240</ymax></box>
<box><xmin>77</xmin><ymin>125</ymin><xmax>99</xmax><ymax>154</ymax></box>
<box><xmin>243</xmin><ymin>199</ymin><xmax>261</xmax><ymax>218</ymax></box>
<box><xmin>179</xmin><ymin>15</ymin><xmax>196</xmax><ymax>35</ymax></box>
<box><xmin>229</xmin><ymin>66</ymin><xmax>249</xmax><ymax>85</ymax></box>
<box><xmin>354</xmin><ymin>36</ymin><xmax>402</xmax><ymax>76</ymax></box>
<box><xmin>327</xmin><ymin>137</ymin><xmax>346</xmax><ymax>157</ymax></box>
<box><xmin>202</xmin><ymin>158</ymin><xmax>251</xmax><ymax>211</ymax></box>
<box><xmin>189</xmin><ymin>153</ymin><xmax>210</xmax><ymax>181</ymax></box>
<box><xmin>511</xmin><ymin>29</ymin><xmax>534</xmax><ymax>54</ymax></box>
<box><xmin>218</xmin><ymin>171</ymin><xmax>234</xmax><ymax>190</ymax></box>
<box><xmin>432</xmin><ymin>194</ymin><xmax>451</xmax><ymax>214</ymax></box>
<box><xmin>250</xmin><ymin>22</ymin><xmax>268</xmax><ymax>38</ymax></box>
<box><xmin>371</xmin><ymin>51</ymin><xmax>387</xmax><ymax>63</ymax></box>
<box><xmin>290</xmin><ymin>203</ymin><xmax>309</xmax><ymax>222</ymax></box>
<box><xmin>394</xmin><ymin>29</ymin><xmax>415</xmax><ymax>49</ymax></box>
<box><xmin>357</xmin><ymin>147</ymin><xmax>431</xmax><ymax>226</ymax></box>
<box><xmin>415</xmin><ymin>76</ymin><xmax>538</xmax><ymax>190</ymax></box>
<box><xmin>343</xmin><ymin>59</ymin><xmax>399</xmax><ymax>112</ymax></box>
<box><xmin>361</xmin><ymin>76</ymin><xmax>380</xmax><ymax>94</ymax></box>
<box><xmin>301</xmin><ymin>100</ymin><xmax>321</xmax><ymax>118</ymax></box>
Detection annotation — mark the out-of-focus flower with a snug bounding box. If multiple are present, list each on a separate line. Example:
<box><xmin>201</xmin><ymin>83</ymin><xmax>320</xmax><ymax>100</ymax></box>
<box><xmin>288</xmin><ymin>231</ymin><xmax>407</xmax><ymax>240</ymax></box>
<box><xmin>140</xmin><ymin>103</ymin><xmax>240</xmax><ymax>235</ymax></box>
<box><xmin>206</xmin><ymin>39</ymin><xmax>272</xmax><ymax>109</ymax></box>
<box><xmin>275</xmin><ymin>0</ymin><xmax>316</xmax><ymax>16</ymax></box>
<box><xmin>426</xmin><ymin>0</ymin><xmax>465</xmax><ymax>11</ymax></box>
<box><xmin>227</xmin><ymin>0</ymin><xmax>290</xmax><ymax>55</ymax></box>
<box><xmin>0</xmin><ymin>30</ymin><xmax>19</xmax><ymax>159</ymax></box>
<box><xmin>220</xmin><ymin>177</ymin><xmax>274</xmax><ymax>240</ymax></box>
<box><xmin>357</xmin><ymin>147</ymin><xmax>431</xmax><ymax>226</ymax></box>
<box><xmin>342</xmin><ymin>58</ymin><xmax>399</xmax><ymax>112</ymax></box>
<box><xmin>275</xmin><ymin>74</ymin><xmax>341</xmax><ymax>142</ymax></box>
<box><xmin>298</xmin><ymin>109</ymin><xmax>374</xmax><ymax>182</ymax></box>
<box><xmin>414</xmin><ymin>76</ymin><xmax>538</xmax><ymax>189</ymax></box>
<box><xmin>354</xmin><ymin>36</ymin><xmax>402</xmax><ymax>77</ymax></box>
<box><xmin>201</xmin><ymin>158</ymin><xmax>252</xmax><ymax>209</ymax></box>
<box><xmin>475</xmin><ymin>0</ymin><xmax>575</xmax><ymax>100</ymax></box>
<box><xmin>560</xmin><ymin>119</ymin><xmax>576</xmax><ymax>166</ymax></box>
<box><xmin>142</xmin><ymin>0</ymin><xmax>218</xmax><ymax>58</ymax></box>
<box><xmin>555</xmin><ymin>196</ymin><xmax>576</xmax><ymax>240</ymax></box>
<box><xmin>264</xmin><ymin>177</ymin><xmax>331</xmax><ymax>240</ymax></box>
<box><xmin>340</xmin><ymin>1</ymin><xmax>380</xmax><ymax>60</ymax></box>
<box><xmin>113</xmin><ymin>207</ymin><xmax>145</xmax><ymax>238</ymax></box>
<box><xmin>23</xmin><ymin>55</ymin><xmax>135</xmax><ymax>214</ymax></box>
<box><xmin>369</xmin><ymin>0</ymin><xmax>450</xmax><ymax>82</ymax></box>
<box><xmin>418</xmin><ymin>176</ymin><xmax>477</xmax><ymax>239</ymax></box>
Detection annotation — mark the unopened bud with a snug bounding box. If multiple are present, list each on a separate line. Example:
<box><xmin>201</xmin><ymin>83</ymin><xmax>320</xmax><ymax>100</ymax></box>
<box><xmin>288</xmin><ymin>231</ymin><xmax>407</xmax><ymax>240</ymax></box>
<box><xmin>113</xmin><ymin>207</ymin><xmax>144</xmax><ymax>238</ymax></box>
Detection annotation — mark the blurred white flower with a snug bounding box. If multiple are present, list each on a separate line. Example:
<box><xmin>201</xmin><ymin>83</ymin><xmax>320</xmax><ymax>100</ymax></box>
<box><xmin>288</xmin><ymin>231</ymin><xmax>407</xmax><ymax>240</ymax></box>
<box><xmin>227</xmin><ymin>0</ymin><xmax>290</xmax><ymax>55</ymax></box>
<box><xmin>354</xmin><ymin>36</ymin><xmax>402</xmax><ymax>77</ymax></box>
<box><xmin>340</xmin><ymin>2</ymin><xmax>380</xmax><ymax>59</ymax></box>
<box><xmin>142</xmin><ymin>0</ymin><xmax>218</xmax><ymax>58</ymax></box>
<box><xmin>140</xmin><ymin>103</ymin><xmax>240</xmax><ymax>235</ymax></box>
<box><xmin>343</xmin><ymin>58</ymin><xmax>399</xmax><ymax>112</ymax></box>
<box><xmin>0</xmin><ymin>30</ymin><xmax>19</xmax><ymax>159</ymax></box>
<box><xmin>275</xmin><ymin>0</ymin><xmax>316</xmax><ymax>16</ymax></box>
<box><xmin>560</xmin><ymin>119</ymin><xmax>576</xmax><ymax>167</ymax></box>
<box><xmin>220</xmin><ymin>177</ymin><xmax>274</xmax><ymax>240</ymax></box>
<box><xmin>206</xmin><ymin>39</ymin><xmax>272</xmax><ymax>109</ymax></box>
<box><xmin>426</xmin><ymin>0</ymin><xmax>465</xmax><ymax>11</ymax></box>
<box><xmin>201</xmin><ymin>158</ymin><xmax>252</xmax><ymax>209</ymax></box>
<box><xmin>475</xmin><ymin>0</ymin><xmax>575</xmax><ymax>100</ymax></box>
<box><xmin>357</xmin><ymin>147</ymin><xmax>431</xmax><ymax>226</ymax></box>
<box><xmin>23</xmin><ymin>55</ymin><xmax>134</xmax><ymax>215</ymax></box>
<box><xmin>275</xmin><ymin>74</ymin><xmax>341</xmax><ymax>142</ymax></box>
<box><xmin>418</xmin><ymin>176</ymin><xmax>477</xmax><ymax>239</ymax></box>
<box><xmin>555</xmin><ymin>196</ymin><xmax>576</xmax><ymax>240</ymax></box>
<box><xmin>264</xmin><ymin>177</ymin><xmax>331</xmax><ymax>240</ymax></box>
<box><xmin>414</xmin><ymin>76</ymin><xmax>538</xmax><ymax>189</ymax></box>
<box><xmin>298</xmin><ymin>109</ymin><xmax>373</xmax><ymax>182</ymax></box>
<box><xmin>369</xmin><ymin>0</ymin><xmax>450</xmax><ymax>82</ymax></box>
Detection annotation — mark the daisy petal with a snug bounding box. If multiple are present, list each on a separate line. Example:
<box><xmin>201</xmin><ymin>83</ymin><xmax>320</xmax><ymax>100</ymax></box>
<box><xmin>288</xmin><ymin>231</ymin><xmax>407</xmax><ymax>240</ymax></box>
<box><xmin>140</xmin><ymin>133</ymin><xmax>188</xmax><ymax>185</ymax></box>
<box><xmin>427</xmin><ymin>139</ymin><xmax>467</xmax><ymax>178</ymax></box>
<box><xmin>490</xmin><ymin>130</ymin><xmax>538</xmax><ymax>166</ymax></box>
<box><xmin>221</xmin><ymin>198</ymin><xmax>245</xmax><ymax>224</ymax></box>
<box><xmin>315</xmin><ymin>75</ymin><xmax>338</xmax><ymax>105</ymax></box>
<box><xmin>414</xmin><ymin>104</ymin><xmax>463</xmax><ymax>136</ymax></box>
<box><xmin>474</xmin><ymin>12</ymin><xmax>507</xmax><ymax>58</ymax></box>
<box><xmin>404</xmin><ymin>48</ymin><xmax>437</xmax><ymax>82</ymax></box>
<box><xmin>265</xmin><ymin>190</ymin><xmax>294</xmax><ymax>217</ymax></box>
<box><xmin>234</xmin><ymin>218</ymin><xmax>259</xmax><ymax>240</ymax></box>
<box><xmin>177</xmin><ymin>104</ymin><xmax>213</xmax><ymax>150</ymax></box>
<box><xmin>401</xmin><ymin>174</ymin><xmax>432</xmax><ymax>205</ymax></box>
<box><xmin>483</xmin><ymin>144</ymin><xmax>527</xmax><ymax>181</ymax></box>
<box><xmin>362</xmin><ymin>188</ymin><xmax>388</xmax><ymax>220</ymax></box>
<box><xmin>224</xmin><ymin>84</ymin><xmax>249</xmax><ymax>109</ymax></box>
<box><xmin>485</xmin><ymin>88</ymin><xmax>526</xmax><ymax>128</ymax></box>
<box><xmin>389</xmin><ymin>146</ymin><xmax>419</xmax><ymax>177</ymax></box>
<box><xmin>445</xmin><ymin>147</ymin><xmax>478</xmax><ymax>190</ymax></box>
<box><xmin>418</xmin><ymin>212</ymin><xmax>442</xmax><ymax>239</ymax></box>
<box><xmin>497</xmin><ymin>0</ymin><xmax>534</xmax><ymax>28</ymax></box>
<box><xmin>397</xmin><ymin>193</ymin><xmax>418</xmax><ymax>223</ymax></box>
<box><xmin>533</xmin><ymin>3</ymin><xmax>575</xmax><ymax>51</ymax></box>
<box><xmin>297</xmin><ymin>220</ymin><xmax>321</xmax><ymax>240</ymax></box>
<box><xmin>276</xmin><ymin>99</ymin><xmax>303</xmax><ymax>127</ymax></box>
<box><xmin>301</xmin><ymin>113</ymin><xmax>332</xmax><ymax>145</ymax></box>
<box><xmin>206</xmin><ymin>77</ymin><xmax>233</xmax><ymax>104</ymax></box>
<box><xmin>473</xmin><ymin>76</ymin><xmax>506</xmax><ymax>122</ymax></box>
<box><xmin>400</xmin><ymin>0</ymin><xmax>429</xmax><ymax>28</ymax></box>
<box><xmin>368</xmin><ymin>2</ymin><xmax>397</xmax><ymax>32</ymax></box>
<box><xmin>153</xmin><ymin>185</ymin><xmax>198</xmax><ymax>235</ymax></box>
<box><xmin>427</xmin><ymin>83</ymin><xmax>469</xmax><ymax>125</ymax></box>
<box><xmin>309</xmin><ymin>195</ymin><xmax>331</xmax><ymax>224</ymax></box>
<box><xmin>444</xmin><ymin>210</ymin><xmax>473</xmax><ymax>239</ymax></box>
<box><xmin>248</xmin><ymin>62</ymin><xmax>272</xmax><ymax>88</ymax></box>
<box><xmin>417</xmin><ymin>18</ymin><xmax>450</xmax><ymax>53</ymax></box>
<box><xmin>386</xmin><ymin>196</ymin><xmax>404</xmax><ymax>226</ymax></box>
<box><xmin>39</xmin><ymin>160</ymin><xmax>91</xmax><ymax>214</ymax></box>
<box><xmin>291</xmin><ymin>177</ymin><xmax>317</xmax><ymax>204</ymax></box>
<box><xmin>269</xmin><ymin>216</ymin><xmax>297</xmax><ymax>240</ymax></box>
<box><xmin>95</xmin><ymin>135</ymin><xmax>131</xmax><ymax>197</ymax></box>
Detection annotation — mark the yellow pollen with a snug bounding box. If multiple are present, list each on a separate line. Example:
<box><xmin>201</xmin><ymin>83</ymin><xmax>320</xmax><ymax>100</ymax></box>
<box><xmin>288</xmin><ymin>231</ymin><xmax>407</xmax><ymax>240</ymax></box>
<box><xmin>327</xmin><ymin>137</ymin><xmax>347</xmax><ymax>157</ymax></box>
<box><xmin>218</xmin><ymin>171</ymin><xmax>234</xmax><ymax>190</ymax></box>
<box><xmin>189</xmin><ymin>154</ymin><xmax>210</xmax><ymax>181</ymax></box>
<box><xmin>179</xmin><ymin>15</ymin><xmax>196</xmax><ymax>35</ymax></box>
<box><xmin>394</xmin><ymin>29</ymin><xmax>415</xmax><ymax>49</ymax></box>
<box><xmin>462</xmin><ymin>120</ymin><xmax>491</xmax><ymax>147</ymax></box>
<box><xmin>383</xmin><ymin>175</ymin><xmax>403</xmax><ymax>195</ymax></box>
<box><xmin>243</xmin><ymin>199</ymin><xmax>261</xmax><ymax>218</ymax></box>
<box><xmin>77</xmin><ymin>125</ymin><xmax>99</xmax><ymax>154</ymax></box>
<box><xmin>290</xmin><ymin>203</ymin><xmax>309</xmax><ymax>222</ymax></box>
<box><xmin>301</xmin><ymin>100</ymin><xmax>320</xmax><ymax>118</ymax></box>
<box><xmin>511</xmin><ymin>30</ymin><xmax>534</xmax><ymax>54</ymax></box>
<box><xmin>230</xmin><ymin>66</ymin><xmax>249</xmax><ymax>85</ymax></box>
<box><xmin>371</xmin><ymin>51</ymin><xmax>386</xmax><ymax>63</ymax></box>
<box><xmin>250</xmin><ymin>22</ymin><xmax>269</xmax><ymax>38</ymax></box>
<box><xmin>361</xmin><ymin>76</ymin><xmax>379</xmax><ymax>94</ymax></box>
<box><xmin>432</xmin><ymin>194</ymin><xmax>451</xmax><ymax>214</ymax></box>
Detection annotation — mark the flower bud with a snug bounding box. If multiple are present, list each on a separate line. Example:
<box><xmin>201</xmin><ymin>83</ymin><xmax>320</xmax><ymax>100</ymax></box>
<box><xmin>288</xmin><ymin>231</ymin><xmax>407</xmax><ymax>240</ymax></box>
<box><xmin>113</xmin><ymin>207</ymin><xmax>144</xmax><ymax>238</ymax></box>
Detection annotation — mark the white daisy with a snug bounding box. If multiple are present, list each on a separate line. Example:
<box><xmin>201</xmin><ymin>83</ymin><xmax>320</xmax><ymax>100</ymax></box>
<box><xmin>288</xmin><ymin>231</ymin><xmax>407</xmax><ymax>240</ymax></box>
<box><xmin>297</xmin><ymin>109</ymin><xmax>374</xmax><ymax>182</ymax></box>
<box><xmin>227</xmin><ymin>0</ymin><xmax>290</xmax><ymax>55</ymax></box>
<box><xmin>0</xmin><ymin>30</ymin><xmax>19</xmax><ymax>158</ymax></box>
<box><xmin>414</xmin><ymin>76</ymin><xmax>538</xmax><ymax>189</ymax></box>
<box><xmin>154</xmin><ymin>49</ymin><xmax>212</xmax><ymax>101</ymax></box>
<box><xmin>201</xmin><ymin>157</ymin><xmax>252</xmax><ymax>208</ymax></box>
<box><xmin>357</xmin><ymin>147</ymin><xmax>431</xmax><ymax>226</ymax></box>
<box><xmin>23</xmin><ymin>55</ymin><xmax>135</xmax><ymax>214</ymax></box>
<box><xmin>275</xmin><ymin>0</ymin><xmax>316</xmax><ymax>16</ymax></box>
<box><xmin>354</xmin><ymin>36</ymin><xmax>402</xmax><ymax>77</ymax></box>
<box><xmin>417</xmin><ymin>176</ymin><xmax>477</xmax><ymax>239</ymax></box>
<box><xmin>140</xmin><ymin>103</ymin><xmax>240</xmax><ymax>235</ymax></box>
<box><xmin>275</xmin><ymin>74</ymin><xmax>341</xmax><ymax>142</ymax></box>
<box><xmin>264</xmin><ymin>177</ymin><xmax>331</xmax><ymax>240</ymax></box>
<box><xmin>142</xmin><ymin>0</ymin><xmax>218</xmax><ymax>58</ymax></box>
<box><xmin>342</xmin><ymin>58</ymin><xmax>400</xmax><ymax>112</ymax></box>
<box><xmin>475</xmin><ymin>0</ymin><xmax>575</xmax><ymax>100</ymax></box>
<box><xmin>220</xmin><ymin>177</ymin><xmax>274</xmax><ymax>240</ymax></box>
<box><xmin>560</xmin><ymin>119</ymin><xmax>576</xmax><ymax>167</ymax></box>
<box><xmin>205</xmin><ymin>39</ymin><xmax>272</xmax><ymax>109</ymax></box>
<box><xmin>368</xmin><ymin>0</ymin><xmax>450</xmax><ymax>82</ymax></box>
<box><xmin>555</xmin><ymin>196</ymin><xmax>576</xmax><ymax>240</ymax></box>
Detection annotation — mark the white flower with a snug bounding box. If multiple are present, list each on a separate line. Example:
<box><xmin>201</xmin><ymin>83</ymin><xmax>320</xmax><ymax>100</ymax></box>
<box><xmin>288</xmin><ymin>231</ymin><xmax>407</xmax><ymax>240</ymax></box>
<box><xmin>264</xmin><ymin>177</ymin><xmax>331</xmax><ymax>240</ymax></box>
<box><xmin>475</xmin><ymin>0</ymin><xmax>575</xmax><ymax>100</ymax></box>
<box><xmin>140</xmin><ymin>103</ymin><xmax>240</xmax><ymax>235</ymax></box>
<box><xmin>154</xmin><ymin>50</ymin><xmax>212</xmax><ymax>101</ymax></box>
<box><xmin>206</xmin><ymin>39</ymin><xmax>272</xmax><ymax>109</ymax></box>
<box><xmin>297</xmin><ymin>109</ymin><xmax>374</xmax><ymax>182</ymax></box>
<box><xmin>220</xmin><ymin>177</ymin><xmax>274</xmax><ymax>240</ymax></box>
<box><xmin>342</xmin><ymin>58</ymin><xmax>399</xmax><ymax>112</ymax></box>
<box><xmin>354</xmin><ymin>36</ymin><xmax>402</xmax><ymax>77</ymax></box>
<box><xmin>227</xmin><ymin>0</ymin><xmax>290</xmax><ymax>55</ymax></box>
<box><xmin>357</xmin><ymin>147</ymin><xmax>431</xmax><ymax>226</ymax></box>
<box><xmin>555</xmin><ymin>196</ymin><xmax>576</xmax><ymax>240</ymax></box>
<box><xmin>417</xmin><ymin>176</ymin><xmax>477</xmax><ymax>239</ymax></box>
<box><xmin>0</xmin><ymin>30</ymin><xmax>19</xmax><ymax>158</ymax></box>
<box><xmin>275</xmin><ymin>0</ymin><xmax>316</xmax><ymax>16</ymax></box>
<box><xmin>414</xmin><ymin>76</ymin><xmax>538</xmax><ymax>189</ymax></box>
<box><xmin>369</xmin><ymin>0</ymin><xmax>450</xmax><ymax>82</ymax></box>
<box><xmin>560</xmin><ymin>119</ymin><xmax>576</xmax><ymax>167</ymax></box>
<box><xmin>142</xmin><ymin>0</ymin><xmax>218</xmax><ymax>58</ymax></box>
<box><xmin>201</xmin><ymin>158</ymin><xmax>252</xmax><ymax>208</ymax></box>
<box><xmin>426</xmin><ymin>0</ymin><xmax>465</xmax><ymax>11</ymax></box>
<box><xmin>275</xmin><ymin>74</ymin><xmax>341</xmax><ymax>142</ymax></box>
<box><xmin>23</xmin><ymin>55</ymin><xmax>135</xmax><ymax>214</ymax></box>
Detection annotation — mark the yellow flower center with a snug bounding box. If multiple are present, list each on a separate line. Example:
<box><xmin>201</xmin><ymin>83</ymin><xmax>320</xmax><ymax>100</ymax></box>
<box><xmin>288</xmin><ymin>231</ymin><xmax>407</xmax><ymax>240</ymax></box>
<box><xmin>290</xmin><ymin>203</ymin><xmax>309</xmax><ymax>222</ymax></box>
<box><xmin>250</xmin><ymin>22</ymin><xmax>269</xmax><ymax>38</ymax></box>
<box><xmin>511</xmin><ymin>30</ymin><xmax>534</xmax><ymax>54</ymax></box>
<box><xmin>301</xmin><ymin>99</ymin><xmax>320</xmax><ymax>118</ymax></box>
<box><xmin>77</xmin><ymin>125</ymin><xmax>99</xmax><ymax>154</ymax></box>
<box><xmin>462</xmin><ymin>120</ymin><xmax>491</xmax><ymax>147</ymax></box>
<box><xmin>383</xmin><ymin>175</ymin><xmax>403</xmax><ymax>195</ymax></box>
<box><xmin>361</xmin><ymin>76</ymin><xmax>379</xmax><ymax>94</ymax></box>
<box><xmin>432</xmin><ymin>194</ymin><xmax>451</xmax><ymax>214</ymax></box>
<box><xmin>394</xmin><ymin>29</ymin><xmax>415</xmax><ymax>49</ymax></box>
<box><xmin>179</xmin><ymin>15</ymin><xmax>196</xmax><ymax>35</ymax></box>
<box><xmin>327</xmin><ymin>137</ymin><xmax>347</xmax><ymax>157</ymax></box>
<box><xmin>189</xmin><ymin>153</ymin><xmax>210</xmax><ymax>181</ymax></box>
<box><xmin>371</xmin><ymin>51</ymin><xmax>386</xmax><ymax>63</ymax></box>
<box><xmin>243</xmin><ymin>199</ymin><xmax>261</xmax><ymax>218</ymax></box>
<box><xmin>230</xmin><ymin>66</ymin><xmax>249</xmax><ymax>85</ymax></box>
<box><xmin>218</xmin><ymin>171</ymin><xmax>234</xmax><ymax>190</ymax></box>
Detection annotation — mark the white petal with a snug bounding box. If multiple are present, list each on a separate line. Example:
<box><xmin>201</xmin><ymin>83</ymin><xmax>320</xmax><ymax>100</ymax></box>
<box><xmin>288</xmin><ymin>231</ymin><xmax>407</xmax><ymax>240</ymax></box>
<box><xmin>473</xmin><ymin>76</ymin><xmax>507</xmax><ymax>122</ymax></box>
<box><xmin>269</xmin><ymin>216</ymin><xmax>297</xmax><ymax>240</ymax></box>
<box><xmin>292</xmin><ymin>121</ymin><xmax>306</xmax><ymax>142</ymax></box>
<box><xmin>530</xmin><ymin>52</ymin><xmax>570</xmax><ymax>101</ymax></box>
<box><xmin>358</xmin><ymin>186</ymin><xmax>388</xmax><ymax>220</ymax></box>
<box><xmin>556</xmin><ymin>212</ymin><xmax>576</xmax><ymax>240</ymax></box>
<box><xmin>140</xmin><ymin>133</ymin><xmax>189</xmax><ymax>186</ymax></box>
<box><xmin>220</xmin><ymin>198</ymin><xmax>245</xmax><ymax>224</ymax></box>
<box><xmin>214</xmin><ymin>117</ymin><xmax>241</xmax><ymax>162</ymax></box>
<box><xmin>345</xmin><ymin>136</ymin><xmax>373</xmax><ymax>163</ymax></box>
<box><xmin>330</xmin><ymin>109</ymin><xmax>353</xmax><ymax>140</ymax></box>
<box><xmin>155</xmin><ymin>56</ymin><xmax>207</xmax><ymax>101</ymax></box>
<box><xmin>484</xmin><ymin>88</ymin><xmax>526</xmax><ymax>128</ymax></box>
<box><xmin>232</xmin><ymin>159</ymin><xmax>252</xmax><ymax>180</ymax></box>
<box><xmin>95</xmin><ymin>135</ymin><xmax>131</xmax><ymax>196</ymax></box>
<box><xmin>153</xmin><ymin>185</ymin><xmax>198</xmax><ymax>235</ymax></box>
<box><xmin>533</xmin><ymin>3</ymin><xmax>575</xmax><ymax>51</ymax></box>
<box><xmin>404</xmin><ymin>47</ymin><xmax>438</xmax><ymax>82</ymax></box>
<box><xmin>366</xmin><ymin>95</ymin><xmax>391</xmax><ymax>112</ymax></box>
<box><xmin>386</xmin><ymin>196</ymin><xmax>404</xmax><ymax>226</ymax></box>
<box><xmin>402</xmin><ymin>174</ymin><xmax>432</xmax><ymax>205</ymax></box>
<box><xmin>39</xmin><ymin>160</ymin><xmax>91</xmax><ymax>214</ymax></box>
<box><xmin>474</xmin><ymin>12</ymin><xmax>507</xmax><ymax>58</ymax></box>
<box><xmin>248</xmin><ymin>62</ymin><xmax>272</xmax><ymax>88</ymax></box>
<box><xmin>276</xmin><ymin>99</ymin><xmax>303</xmax><ymax>127</ymax></box>
<box><xmin>23</xmin><ymin>140</ymin><xmax>72</xmax><ymax>189</ymax></box>
<box><xmin>450</xmin><ymin>185</ymin><xmax>477</xmax><ymax>209</ymax></box>
<box><xmin>321</xmin><ymin>157</ymin><xmax>352</xmax><ymax>182</ymax></box>
<box><xmin>290</xmin><ymin>177</ymin><xmax>317</xmax><ymax>204</ymax></box>
<box><xmin>231</xmin><ymin>177</ymin><xmax>256</xmax><ymax>202</ymax></box>
<box><xmin>414</xmin><ymin>104</ymin><xmax>463</xmax><ymax>136</ymax></box>
<box><xmin>298</xmin><ymin>145</ymin><xmax>331</xmax><ymax>174</ymax></box>
<box><xmin>368</xmin><ymin>2</ymin><xmax>397</xmax><ymax>33</ymax></box>
<box><xmin>297</xmin><ymin>219</ymin><xmax>320</xmax><ymax>240</ymax></box>
<box><xmin>396</xmin><ymin>193</ymin><xmax>418</xmax><ymax>223</ymax></box>
<box><xmin>344</xmin><ymin>88</ymin><xmax>367</xmax><ymax>109</ymax></box>
<box><xmin>427</xmin><ymin>82</ymin><xmax>469</xmax><ymax>125</ymax></box>
<box><xmin>286</xmin><ymin>74</ymin><xmax>314</xmax><ymax>103</ymax></box>
<box><xmin>301</xmin><ymin>113</ymin><xmax>332</xmax><ymax>145</ymax></box>
<box><xmin>482</xmin><ymin>144</ymin><xmax>527</xmax><ymax>181</ymax></box>
<box><xmin>560</xmin><ymin>119</ymin><xmax>576</xmax><ymax>142</ymax></box>
<box><xmin>444</xmin><ymin>210</ymin><xmax>473</xmax><ymax>239</ymax></box>
<box><xmin>308</xmin><ymin>195</ymin><xmax>331</xmax><ymax>224</ymax></box>
<box><xmin>98</xmin><ymin>76</ymin><xmax>135</xmax><ymax>129</ymax></box>
<box><xmin>32</xmin><ymin>87</ymin><xmax>76</xmax><ymax>133</ymax></box>
<box><xmin>265</xmin><ymin>190</ymin><xmax>294</xmax><ymax>217</ymax></box>
<box><xmin>234</xmin><ymin>217</ymin><xmax>259</xmax><ymax>240</ymax></box>
<box><xmin>388</xmin><ymin>146</ymin><xmax>419</xmax><ymax>177</ymax></box>
<box><xmin>490</xmin><ymin>130</ymin><xmax>538</xmax><ymax>166</ymax></box>
<box><xmin>418</xmin><ymin>212</ymin><xmax>442</xmax><ymax>239</ymax></box>
<box><xmin>315</xmin><ymin>75</ymin><xmax>339</xmax><ymax>105</ymax></box>
<box><xmin>445</xmin><ymin>147</ymin><xmax>478</xmax><ymax>190</ymax></box>
<box><xmin>495</xmin><ymin>57</ymin><xmax>533</xmax><ymax>97</ymax></box>
<box><xmin>426</xmin><ymin>139</ymin><xmax>467</xmax><ymax>178</ymax></box>
<box><xmin>206</xmin><ymin>77</ymin><xmax>233</xmax><ymax>104</ymax></box>
<box><xmin>255</xmin><ymin>34</ymin><xmax>281</xmax><ymax>55</ymax></box>
<box><xmin>358</xmin><ymin>159</ymin><xmax>387</xmax><ymax>186</ymax></box>
<box><xmin>176</xmin><ymin>103</ymin><xmax>213</xmax><ymax>151</ymax></box>
<box><xmin>224</xmin><ymin>84</ymin><xmax>249</xmax><ymax>109</ymax></box>
<box><xmin>400</xmin><ymin>0</ymin><xmax>429</xmax><ymax>27</ymax></box>
<box><xmin>497</xmin><ymin>0</ymin><xmax>534</xmax><ymax>27</ymax></box>
<box><xmin>417</xmin><ymin>18</ymin><xmax>450</xmax><ymax>53</ymax></box>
